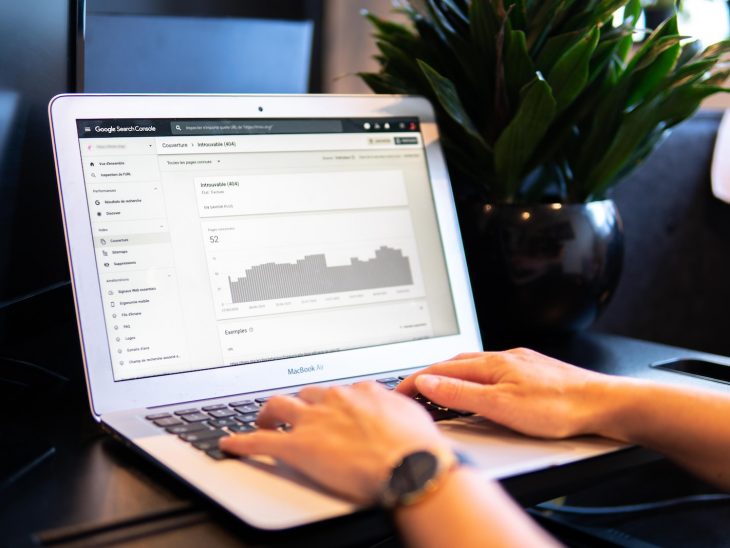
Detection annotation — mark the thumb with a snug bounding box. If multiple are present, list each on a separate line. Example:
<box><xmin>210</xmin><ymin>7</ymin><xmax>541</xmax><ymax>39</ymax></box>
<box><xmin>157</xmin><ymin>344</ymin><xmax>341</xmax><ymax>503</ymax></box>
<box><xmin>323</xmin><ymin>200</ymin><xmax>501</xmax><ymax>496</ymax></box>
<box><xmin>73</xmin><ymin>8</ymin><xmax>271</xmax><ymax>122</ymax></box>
<box><xmin>415</xmin><ymin>374</ymin><xmax>487</xmax><ymax>412</ymax></box>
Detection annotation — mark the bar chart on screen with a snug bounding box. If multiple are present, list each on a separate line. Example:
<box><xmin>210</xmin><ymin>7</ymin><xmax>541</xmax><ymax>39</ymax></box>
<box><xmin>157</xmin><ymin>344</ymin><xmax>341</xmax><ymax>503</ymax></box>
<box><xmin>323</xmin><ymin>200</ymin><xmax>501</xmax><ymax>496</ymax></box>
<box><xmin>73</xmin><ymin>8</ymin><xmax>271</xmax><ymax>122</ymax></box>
<box><xmin>195</xmin><ymin>171</ymin><xmax>426</xmax><ymax>321</ymax></box>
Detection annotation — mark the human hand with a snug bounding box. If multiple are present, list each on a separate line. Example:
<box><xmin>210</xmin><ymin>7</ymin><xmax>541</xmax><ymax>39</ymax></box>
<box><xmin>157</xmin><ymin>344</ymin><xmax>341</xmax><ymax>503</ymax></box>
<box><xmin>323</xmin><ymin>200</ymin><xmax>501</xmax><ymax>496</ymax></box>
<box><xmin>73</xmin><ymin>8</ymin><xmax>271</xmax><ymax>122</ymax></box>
<box><xmin>219</xmin><ymin>382</ymin><xmax>452</xmax><ymax>504</ymax></box>
<box><xmin>396</xmin><ymin>348</ymin><xmax>619</xmax><ymax>439</ymax></box>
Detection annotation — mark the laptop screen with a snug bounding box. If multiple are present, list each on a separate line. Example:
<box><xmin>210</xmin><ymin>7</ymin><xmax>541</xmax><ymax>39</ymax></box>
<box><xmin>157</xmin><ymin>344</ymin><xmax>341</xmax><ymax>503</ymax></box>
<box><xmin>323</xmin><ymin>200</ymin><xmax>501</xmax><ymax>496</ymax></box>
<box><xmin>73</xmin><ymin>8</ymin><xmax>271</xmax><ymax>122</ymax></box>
<box><xmin>75</xmin><ymin>118</ymin><xmax>459</xmax><ymax>381</ymax></box>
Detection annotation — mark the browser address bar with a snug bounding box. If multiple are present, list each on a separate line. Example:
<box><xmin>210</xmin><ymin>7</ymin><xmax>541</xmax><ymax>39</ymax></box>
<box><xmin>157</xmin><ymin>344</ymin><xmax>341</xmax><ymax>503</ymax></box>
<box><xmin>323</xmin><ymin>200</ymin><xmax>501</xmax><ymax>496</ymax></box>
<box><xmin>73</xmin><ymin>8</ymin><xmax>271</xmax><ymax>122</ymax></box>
<box><xmin>170</xmin><ymin>120</ymin><xmax>343</xmax><ymax>136</ymax></box>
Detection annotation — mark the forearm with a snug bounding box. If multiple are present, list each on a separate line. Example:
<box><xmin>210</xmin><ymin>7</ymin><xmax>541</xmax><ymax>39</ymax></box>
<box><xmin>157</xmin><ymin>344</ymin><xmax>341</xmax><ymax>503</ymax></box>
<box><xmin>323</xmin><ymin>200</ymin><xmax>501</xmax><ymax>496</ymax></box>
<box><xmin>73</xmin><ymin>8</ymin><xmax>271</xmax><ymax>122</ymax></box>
<box><xmin>593</xmin><ymin>378</ymin><xmax>730</xmax><ymax>490</ymax></box>
<box><xmin>394</xmin><ymin>469</ymin><xmax>557</xmax><ymax>548</ymax></box>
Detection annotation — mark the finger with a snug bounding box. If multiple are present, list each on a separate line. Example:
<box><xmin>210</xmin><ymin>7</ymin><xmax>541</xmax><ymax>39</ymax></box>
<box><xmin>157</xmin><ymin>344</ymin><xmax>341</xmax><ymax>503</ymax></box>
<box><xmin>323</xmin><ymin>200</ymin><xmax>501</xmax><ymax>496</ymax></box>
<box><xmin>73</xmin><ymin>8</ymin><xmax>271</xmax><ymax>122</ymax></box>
<box><xmin>256</xmin><ymin>395</ymin><xmax>308</xmax><ymax>429</ymax></box>
<box><xmin>396</xmin><ymin>356</ymin><xmax>502</xmax><ymax>396</ymax></box>
<box><xmin>414</xmin><ymin>374</ymin><xmax>491</xmax><ymax>412</ymax></box>
<box><xmin>298</xmin><ymin>385</ymin><xmax>329</xmax><ymax>404</ymax></box>
<box><xmin>219</xmin><ymin>430</ymin><xmax>294</xmax><ymax>459</ymax></box>
<box><xmin>351</xmin><ymin>380</ymin><xmax>382</xmax><ymax>392</ymax></box>
<box><xmin>450</xmin><ymin>352</ymin><xmax>488</xmax><ymax>361</ymax></box>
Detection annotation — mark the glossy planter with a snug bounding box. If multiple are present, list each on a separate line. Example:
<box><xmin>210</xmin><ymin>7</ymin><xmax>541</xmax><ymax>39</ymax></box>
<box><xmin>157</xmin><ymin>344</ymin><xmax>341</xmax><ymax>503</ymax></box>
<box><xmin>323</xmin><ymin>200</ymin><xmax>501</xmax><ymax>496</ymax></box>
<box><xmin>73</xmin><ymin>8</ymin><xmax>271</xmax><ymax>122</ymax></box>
<box><xmin>460</xmin><ymin>200</ymin><xmax>624</xmax><ymax>344</ymax></box>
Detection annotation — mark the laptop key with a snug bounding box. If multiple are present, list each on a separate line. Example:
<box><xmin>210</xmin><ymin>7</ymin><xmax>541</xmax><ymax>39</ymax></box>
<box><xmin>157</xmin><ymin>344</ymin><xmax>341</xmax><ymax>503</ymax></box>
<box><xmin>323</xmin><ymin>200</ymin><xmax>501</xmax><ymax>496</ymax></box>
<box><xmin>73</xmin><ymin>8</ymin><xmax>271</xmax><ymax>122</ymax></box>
<box><xmin>145</xmin><ymin>412</ymin><xmax>172</xmax><ymax>420</ymax></box>
<box><xmin>233</xmin><ymin>404</ymin><xmax>259</xmax><ymax>414</ymax></box>
<box><xmin>174</xmin><ymin>408</ymin><xmax>199</xmax><ymax>416</ymax></box>
<box><xmin>228</xmin><ymin>423</ymin><xmax>256</xmax><ymax>433</ymax></box>
<box><xmin>208</xmin><ymin>408</ymin><xmax>238</xmax><ymax>418</ymax></box>
<box><xmin>376</xmin><ymin>377</ymin><xmax>399</xmax><ymax>384</ymax></box>
<box><xmin>180</xmin><ymin>412</ymin><xmax>210</xmax><ymax>423</ymax></box>
<box><xmin>202</xmin><ymin>404</ymin><xmax>227</xmax><ymax>412</ymax></box>
<box><xmin>236</xmin><ymin>413</ymin><xmax>258</xmax><ymax>424</ymax></box>
<box><xmin>180</xmin><ymin>429</ymin><xmax>227</xmax><ymax>443</ymax></box>
<box><xmin>229</xmin><ymin>399</ymin><xmax>255</xmax><ymax>407</ymax></box>
<box><xmin>255</xmin><ymin>393</ymin><xmax>296</xmax><ymax>404</ymax></box>
<box><xmin>209</xmin><ymin>418</ymin><xmax>238</xmax><ymax>428</ymax></box>
<box><xmin>206</xmin><ymin>449</ymin><xmax>232</xmax><ymax>460</ymax></box>
<box><xmin>192</xmin><ymin>438</ymin><xmax>229</xmax><ymax>451</ymax></box>
<box><xmin>165</xmin><ymin>423</ymin><xmax>208</xmax><ymax>434</ymax></box>
<box><xmin>153</xmin><ymin>417</ymin><xmax>184</xmax><ymax>427</ymax></box>
<box><xmin>428</xmin><ymin>408</ymin><xmax>459</xmax><ymax>421</ymax></box>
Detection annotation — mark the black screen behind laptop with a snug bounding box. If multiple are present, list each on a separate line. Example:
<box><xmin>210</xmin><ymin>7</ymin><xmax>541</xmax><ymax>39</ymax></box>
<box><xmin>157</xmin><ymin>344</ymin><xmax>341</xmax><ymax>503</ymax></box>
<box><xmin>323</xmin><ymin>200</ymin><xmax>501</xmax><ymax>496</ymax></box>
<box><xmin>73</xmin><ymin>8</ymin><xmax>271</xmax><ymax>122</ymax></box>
<box><xmin>79</xmin><ymin>0</ymin><xmax>325</xmax><ymax>93</ymax></box>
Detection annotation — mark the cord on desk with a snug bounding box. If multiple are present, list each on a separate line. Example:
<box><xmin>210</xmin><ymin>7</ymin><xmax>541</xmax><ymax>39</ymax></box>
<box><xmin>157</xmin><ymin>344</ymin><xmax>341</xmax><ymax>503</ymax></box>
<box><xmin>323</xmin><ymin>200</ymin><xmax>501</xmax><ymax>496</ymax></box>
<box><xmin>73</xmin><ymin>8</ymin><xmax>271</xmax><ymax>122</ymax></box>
<box><xmin>527</xmin><ymin>509</ymin><xmax>657</xmax><ymax>548</ymax></box>
<box><xmin>0</xmin><ymin>355</ymin><xmax>68</xmax><ymax>382</ymax></box>
<box><xmin>0</xmin><ymin>281</ymin><xmax>72</xmax><ymax>386</ymax></box>
<box><xmin>537</xmin><ymin>493</ymin><xmax>730</xmax><ymax>517</ymax></box>
<box><xmin>0</xmin><ymin>280</ymin><xmax>70</xmax><ymax>311</ymax></box>
<box><xmin>34</xmin><ymin>502</ymin><xmax>199</xmax><ymax>546</ymax></box>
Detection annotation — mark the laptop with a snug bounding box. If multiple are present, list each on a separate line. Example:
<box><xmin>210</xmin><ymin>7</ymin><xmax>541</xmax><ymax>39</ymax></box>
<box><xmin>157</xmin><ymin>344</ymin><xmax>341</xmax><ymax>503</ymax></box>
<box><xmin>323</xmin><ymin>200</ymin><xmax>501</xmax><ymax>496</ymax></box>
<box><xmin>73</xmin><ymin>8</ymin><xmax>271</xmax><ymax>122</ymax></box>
<box><xmin>49</xmin><ymin>94</ymin><xmax>625</xmax><ymax>530</ymax></box>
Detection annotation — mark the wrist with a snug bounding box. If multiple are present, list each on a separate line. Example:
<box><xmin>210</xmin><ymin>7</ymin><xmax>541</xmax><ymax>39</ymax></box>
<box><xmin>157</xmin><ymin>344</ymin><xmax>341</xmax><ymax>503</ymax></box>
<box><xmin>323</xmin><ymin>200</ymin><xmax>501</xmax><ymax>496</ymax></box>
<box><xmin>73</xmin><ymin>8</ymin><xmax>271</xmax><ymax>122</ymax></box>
<box><xmin>585</xmin><ymin>375</ymin><xmax>651</xmax><ymax>441</ymax></box>
<box><xmin>376</xmin><ymin>446</ymin><xmax>459</xmax><ymax>509</ymax></box>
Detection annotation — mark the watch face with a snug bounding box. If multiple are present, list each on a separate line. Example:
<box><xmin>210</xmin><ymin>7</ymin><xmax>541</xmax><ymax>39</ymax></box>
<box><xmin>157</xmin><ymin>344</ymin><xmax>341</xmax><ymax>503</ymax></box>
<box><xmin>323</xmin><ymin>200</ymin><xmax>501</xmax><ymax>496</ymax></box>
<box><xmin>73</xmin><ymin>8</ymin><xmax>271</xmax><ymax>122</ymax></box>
<box><xmin>390</xmin><ymin>450</ymin><xmax>440</xmax><ymax>497</ymax></box>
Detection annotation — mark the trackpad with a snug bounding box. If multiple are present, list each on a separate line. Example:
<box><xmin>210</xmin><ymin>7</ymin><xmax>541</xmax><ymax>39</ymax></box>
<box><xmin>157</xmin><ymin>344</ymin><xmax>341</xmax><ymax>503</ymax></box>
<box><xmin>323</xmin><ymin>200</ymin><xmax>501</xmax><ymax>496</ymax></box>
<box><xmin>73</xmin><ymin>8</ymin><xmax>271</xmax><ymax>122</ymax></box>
<box><xmin>438</xmin><ymin>416</ymin><xmax>625</xmax><ymax>479</ymax></box>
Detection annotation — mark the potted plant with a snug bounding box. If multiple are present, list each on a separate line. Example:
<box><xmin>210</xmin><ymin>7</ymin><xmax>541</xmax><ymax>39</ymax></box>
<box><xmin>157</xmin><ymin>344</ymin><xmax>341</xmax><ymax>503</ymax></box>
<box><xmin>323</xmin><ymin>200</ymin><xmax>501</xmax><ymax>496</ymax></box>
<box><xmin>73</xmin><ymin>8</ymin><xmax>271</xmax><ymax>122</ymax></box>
<box><xmin>361</xmin><ymin>0</ymin><xmax>729</xmax><ymax>343</ymax></box>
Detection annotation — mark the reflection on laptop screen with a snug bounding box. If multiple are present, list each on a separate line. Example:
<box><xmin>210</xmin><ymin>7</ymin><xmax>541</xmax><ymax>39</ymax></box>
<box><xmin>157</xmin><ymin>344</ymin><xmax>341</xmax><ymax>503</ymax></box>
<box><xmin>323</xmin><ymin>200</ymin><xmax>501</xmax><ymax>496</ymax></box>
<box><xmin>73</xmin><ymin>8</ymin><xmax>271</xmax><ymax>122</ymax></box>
<box><xmin>84</xmin><ymin>15</ymin><xmax>313</xmax><ymax>93</ymax></box>
<box><xmin>75</xmin><ymin>118</ymin><xmax>459</xmax><ymax>381</ymax></box>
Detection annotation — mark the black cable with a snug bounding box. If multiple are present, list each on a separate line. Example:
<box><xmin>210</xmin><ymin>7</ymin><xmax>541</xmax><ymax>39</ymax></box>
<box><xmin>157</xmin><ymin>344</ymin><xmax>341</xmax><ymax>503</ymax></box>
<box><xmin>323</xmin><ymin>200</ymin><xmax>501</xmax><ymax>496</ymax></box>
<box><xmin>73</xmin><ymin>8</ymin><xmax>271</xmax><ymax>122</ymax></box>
<box><xmin>0</xmin><ymin>280</ymin><xmax>70</xmax><ymax>311</ymax></box>
<box><xmin>0</xmin><ymin>355</ymin><xmax>68</xmax><ymax>382</ymax></box>
<box><xmin>537</xmin><ymin>494</ymin><xmax>730</xmax><ymax>516</ymax></box>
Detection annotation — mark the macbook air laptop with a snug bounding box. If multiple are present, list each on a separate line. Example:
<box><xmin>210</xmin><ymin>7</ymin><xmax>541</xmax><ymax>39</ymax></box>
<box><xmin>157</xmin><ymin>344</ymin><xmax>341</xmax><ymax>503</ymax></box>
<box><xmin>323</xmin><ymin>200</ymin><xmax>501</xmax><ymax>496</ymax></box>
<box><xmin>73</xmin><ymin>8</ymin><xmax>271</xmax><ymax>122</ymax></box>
<box><xmin>49</xmin><ymin>94</ymin><xmax>624</xmax><ymax>530</ymax></box>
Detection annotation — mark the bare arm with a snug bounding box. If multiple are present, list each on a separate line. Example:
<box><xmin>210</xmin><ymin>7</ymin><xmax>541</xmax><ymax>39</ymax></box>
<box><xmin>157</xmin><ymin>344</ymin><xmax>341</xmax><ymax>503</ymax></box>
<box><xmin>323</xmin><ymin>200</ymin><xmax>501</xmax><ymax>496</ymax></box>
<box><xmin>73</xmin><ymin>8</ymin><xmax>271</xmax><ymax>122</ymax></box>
<box><xmin>596</xmin><ymin>379</ymin><xmax>730</xmax><ymax>489</ymax></box>
<box><xmin>394</xmin><ymin>468</ymin><xmax>557</xmax><ymax>548</ymax></box>
<box><xmin>220</xmin><ymin>383</ymin><xmax>556</xmax><ymax>548</ymax></box>
<box><xmin>397</xmin><ymin>348</ymin><xmax>730</xmax><ymax>491</ymax></box>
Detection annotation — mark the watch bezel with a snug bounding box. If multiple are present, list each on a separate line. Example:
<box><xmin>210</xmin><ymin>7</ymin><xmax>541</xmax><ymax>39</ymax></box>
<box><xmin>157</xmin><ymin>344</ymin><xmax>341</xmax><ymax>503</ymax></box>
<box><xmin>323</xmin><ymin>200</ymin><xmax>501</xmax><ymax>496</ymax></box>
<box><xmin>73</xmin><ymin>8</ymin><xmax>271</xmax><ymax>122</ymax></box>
<box><xmin>378</xmin><ymin>449</ymin><xmax>456</xmax><ymax>509</ymax></box>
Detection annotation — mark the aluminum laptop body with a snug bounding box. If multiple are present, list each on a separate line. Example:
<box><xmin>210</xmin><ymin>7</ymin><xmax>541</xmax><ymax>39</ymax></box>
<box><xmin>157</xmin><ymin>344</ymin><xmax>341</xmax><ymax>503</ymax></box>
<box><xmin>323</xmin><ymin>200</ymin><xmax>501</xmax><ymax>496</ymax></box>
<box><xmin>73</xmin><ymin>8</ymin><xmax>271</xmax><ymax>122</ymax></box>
<box><xmin>49</xmin><ymin>94</ymin><xmax>624</xmax><ymax>530</ymax></box>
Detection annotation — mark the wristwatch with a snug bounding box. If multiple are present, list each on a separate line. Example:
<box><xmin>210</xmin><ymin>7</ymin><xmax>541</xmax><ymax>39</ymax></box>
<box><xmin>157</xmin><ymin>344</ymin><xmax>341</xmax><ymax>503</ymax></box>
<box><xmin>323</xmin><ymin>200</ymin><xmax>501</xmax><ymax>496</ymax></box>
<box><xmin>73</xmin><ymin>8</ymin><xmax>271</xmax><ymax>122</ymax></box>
<box><xmin>378</xmin><ymin>449</ymin><xmax>460</xmax><ymax>509</ymax></box>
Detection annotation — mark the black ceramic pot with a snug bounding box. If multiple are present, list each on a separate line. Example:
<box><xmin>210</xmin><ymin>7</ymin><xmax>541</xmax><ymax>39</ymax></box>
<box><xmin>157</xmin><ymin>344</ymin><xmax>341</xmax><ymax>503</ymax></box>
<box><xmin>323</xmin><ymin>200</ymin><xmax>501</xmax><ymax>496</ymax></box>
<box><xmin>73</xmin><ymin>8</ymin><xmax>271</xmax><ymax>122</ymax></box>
<box><xmin>460</xmin><ymin>200</ymin><xmax>624</xmax><ymax>345</ymax></box>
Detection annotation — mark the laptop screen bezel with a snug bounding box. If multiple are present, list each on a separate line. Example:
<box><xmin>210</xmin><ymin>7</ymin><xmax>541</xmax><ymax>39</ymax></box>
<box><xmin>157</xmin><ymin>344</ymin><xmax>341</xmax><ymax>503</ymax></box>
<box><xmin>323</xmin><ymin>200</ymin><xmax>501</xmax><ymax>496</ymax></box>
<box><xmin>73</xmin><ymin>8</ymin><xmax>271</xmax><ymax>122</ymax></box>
<box><xmin>49</xmin><ymin>94</ymin><xmax>482</xmax><ymax>418</ymax></box>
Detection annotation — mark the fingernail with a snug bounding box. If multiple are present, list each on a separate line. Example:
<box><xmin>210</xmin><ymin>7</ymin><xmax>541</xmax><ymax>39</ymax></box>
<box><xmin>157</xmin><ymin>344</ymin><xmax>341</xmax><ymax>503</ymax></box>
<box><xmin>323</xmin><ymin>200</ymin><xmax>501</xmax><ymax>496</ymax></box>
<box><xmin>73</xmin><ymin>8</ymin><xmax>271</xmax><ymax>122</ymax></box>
<box><xmin>415</xmin><ymin>374</ymin><xmax>439</xmax><ymax>392</ymax></box>
<box><xmin>219</xmin><ymin>436</ymin><xmax>231</xmax><ymax>447</ymax></box>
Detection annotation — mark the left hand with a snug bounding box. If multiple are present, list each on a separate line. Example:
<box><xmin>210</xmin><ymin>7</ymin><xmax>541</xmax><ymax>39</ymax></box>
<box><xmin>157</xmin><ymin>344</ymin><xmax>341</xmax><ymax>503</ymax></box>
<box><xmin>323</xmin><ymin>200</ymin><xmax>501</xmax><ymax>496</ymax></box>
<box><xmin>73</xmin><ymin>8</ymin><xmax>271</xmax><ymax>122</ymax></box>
<box><xmin>219</xmin><ymin>382</ymin><xmax>452</xmax><ymax>504</ymax></box>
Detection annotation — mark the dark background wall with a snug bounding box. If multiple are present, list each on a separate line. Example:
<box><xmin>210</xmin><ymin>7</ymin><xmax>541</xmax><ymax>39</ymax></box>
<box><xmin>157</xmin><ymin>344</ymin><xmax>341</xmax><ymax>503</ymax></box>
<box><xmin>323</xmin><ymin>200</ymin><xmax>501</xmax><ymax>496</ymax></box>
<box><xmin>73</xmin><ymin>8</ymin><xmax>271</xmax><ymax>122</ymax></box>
<box><xmin>0</xmin><ymin>1</ymin><xmax>74</xmax><ymax>303</ymax></box>
<box><xmin>594</xmin><ymin>111</ymin><xmax>730</xmax><ymax>357</ymax></box>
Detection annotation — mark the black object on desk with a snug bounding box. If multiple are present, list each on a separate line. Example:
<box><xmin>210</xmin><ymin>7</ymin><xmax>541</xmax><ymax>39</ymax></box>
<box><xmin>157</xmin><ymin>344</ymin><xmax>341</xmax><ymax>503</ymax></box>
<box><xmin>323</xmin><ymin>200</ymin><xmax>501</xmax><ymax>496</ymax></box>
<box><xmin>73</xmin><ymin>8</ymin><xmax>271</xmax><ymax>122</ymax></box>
<box><xmin>651</xmin><ymin>357</ymin><xmax>730</xmax><ymax>385</ymax></box>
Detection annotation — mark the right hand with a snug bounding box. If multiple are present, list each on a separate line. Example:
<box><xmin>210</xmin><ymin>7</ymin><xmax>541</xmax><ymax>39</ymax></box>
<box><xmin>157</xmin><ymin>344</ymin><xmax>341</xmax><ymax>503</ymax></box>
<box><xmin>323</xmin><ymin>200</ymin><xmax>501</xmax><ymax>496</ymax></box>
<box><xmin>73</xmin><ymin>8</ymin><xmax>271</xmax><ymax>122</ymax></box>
<box><xmin>396</xmin><ymin>348</ymin><xmax>621</xmax><ymax>439</ymax></box>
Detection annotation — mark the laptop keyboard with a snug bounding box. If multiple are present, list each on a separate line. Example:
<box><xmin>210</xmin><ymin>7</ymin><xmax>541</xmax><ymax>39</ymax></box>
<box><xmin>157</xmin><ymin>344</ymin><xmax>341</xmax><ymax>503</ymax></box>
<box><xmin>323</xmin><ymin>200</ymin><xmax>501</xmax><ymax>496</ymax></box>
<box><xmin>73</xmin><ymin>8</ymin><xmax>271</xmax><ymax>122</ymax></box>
<box><xmin>144</xmin><ymin>376</ymin><xmax>471</xmax><ymax>460</ymax></box>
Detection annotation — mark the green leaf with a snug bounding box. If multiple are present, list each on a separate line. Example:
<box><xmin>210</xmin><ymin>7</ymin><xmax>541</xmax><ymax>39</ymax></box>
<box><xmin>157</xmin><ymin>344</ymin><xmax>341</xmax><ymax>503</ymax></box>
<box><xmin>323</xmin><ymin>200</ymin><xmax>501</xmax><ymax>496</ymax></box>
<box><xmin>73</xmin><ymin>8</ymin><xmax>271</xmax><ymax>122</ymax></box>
<box><xmin>696</xmin><ymin>39</ymin><xmax>730</xmax><ymax>60</ymax></box>
<box><xmin>504</xmin><ymin>30</ymin><xmax>538</xmax><ymax>94</ymax></box>
<box><xmin>364</xmin><ymin>13</ymin><xmax>414</xmax><ymax>41</ymax></box>
<box><xmin>535</xmin><ymin>30</ymin><xmax>582</xmax><ymax>74</ymax></box>
<box><xmin>469</xmin><ymin>0</ymin><xmax>500</xmax><ymax>63</ymax></box>
<box><xmin>617</xmin><ymin>0</ymin><xmax>642</xmax><ymax>61</ymax></box>
<box><xmin>624</xmin><ymin>15</ymin><xmax>679</xmax><ymax>74</ymax></box>
<box><xmin>417</xmin><ymin>60</ymin><xmax>488</xmax><ymax>147</ymax></box>
<box><xmin>584</xmin><ymin>84</ymin><xmax>725</xmax><ymax>199</ymax></box>
<box><xmin>665</xmin><ymin>59</ymin><xmax>718</xmax><ymax>89</ymax></box>
<box><xmin>527</xmin><ymin>0</ymin><xmax>576</xmax><ymax>52</ymax></box>
<box><xmin>547</xmin><ymin>26</ymin><xmax>600</xmax><ymax>112</ymax></box>
<box><xmin>358</xmin><ymin>72</ymin><xmax>408</xmax><ymax>94</ymax></box>
<box><xmin>626</xmin><ymin>36</ymin><xmax>682</xmax><ymax>106</ymax></box>
<box><xmin>494</xmin><ymin>78</ymin><xmax>557</xmax><ymax>199</ymax></box>
<box><xmin>504</xmin><ymin>0</ymin><xmax>528</xmax><ymax>30</ymax></box>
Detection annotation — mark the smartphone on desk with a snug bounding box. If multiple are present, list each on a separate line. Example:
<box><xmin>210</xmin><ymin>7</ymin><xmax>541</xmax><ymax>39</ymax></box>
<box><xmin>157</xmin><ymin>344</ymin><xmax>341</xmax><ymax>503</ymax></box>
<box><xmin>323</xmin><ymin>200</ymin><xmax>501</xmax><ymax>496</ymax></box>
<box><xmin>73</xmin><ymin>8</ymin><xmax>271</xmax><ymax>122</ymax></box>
<box><xmin>651</xmin><ymin>358</ymin><xmax>730</xmax><ymax>385</ymax></box>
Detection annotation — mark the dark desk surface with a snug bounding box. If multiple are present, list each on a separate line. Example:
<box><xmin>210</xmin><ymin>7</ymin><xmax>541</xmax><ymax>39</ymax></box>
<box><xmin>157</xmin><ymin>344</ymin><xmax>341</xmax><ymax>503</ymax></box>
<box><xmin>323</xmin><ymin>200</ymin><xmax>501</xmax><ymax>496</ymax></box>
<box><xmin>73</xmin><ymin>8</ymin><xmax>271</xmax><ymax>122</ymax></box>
<box><xmin>2</xmin><ymin>286</ymin><xmax>729</xmax><ymax>547</ymax></box>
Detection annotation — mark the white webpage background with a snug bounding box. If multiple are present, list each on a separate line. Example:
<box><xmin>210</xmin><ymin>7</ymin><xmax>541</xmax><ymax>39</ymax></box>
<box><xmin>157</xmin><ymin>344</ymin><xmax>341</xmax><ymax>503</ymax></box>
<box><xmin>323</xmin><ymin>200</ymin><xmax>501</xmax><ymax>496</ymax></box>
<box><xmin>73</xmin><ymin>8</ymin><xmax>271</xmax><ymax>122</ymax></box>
<box><xmin>80</xmin><ymin>131</ymin><xmax>458</xmax><ymax>381</ymax></box>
